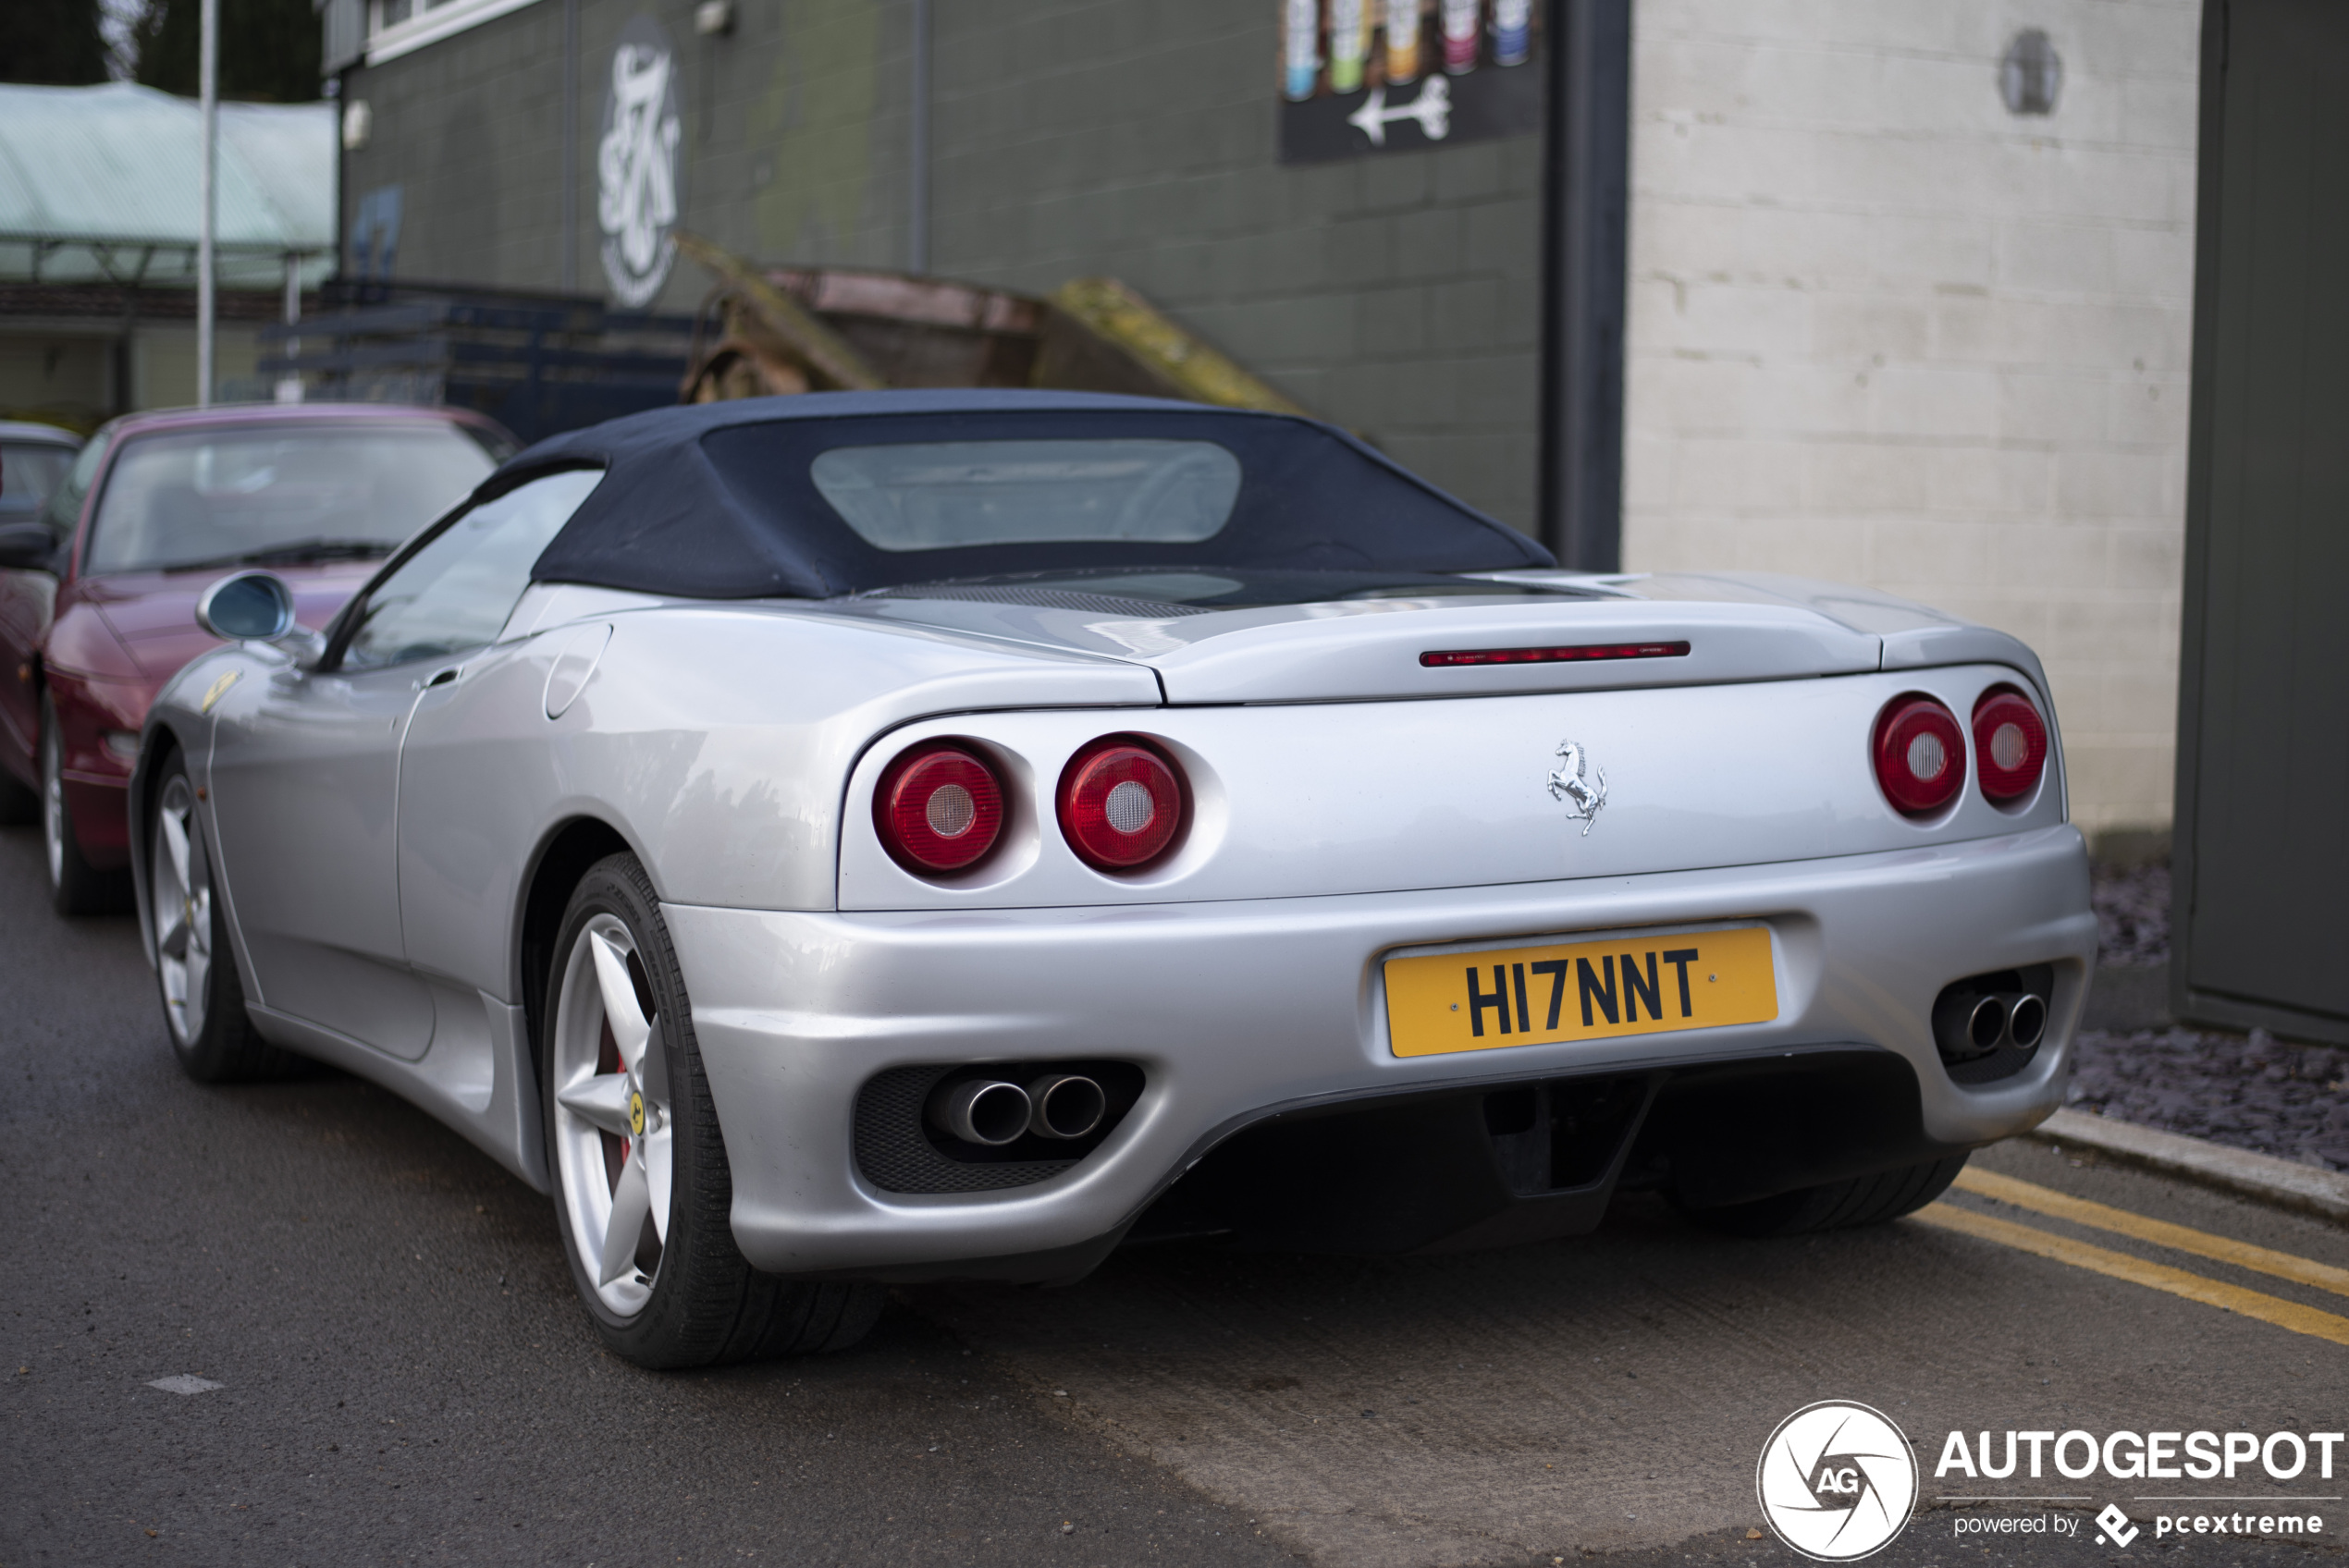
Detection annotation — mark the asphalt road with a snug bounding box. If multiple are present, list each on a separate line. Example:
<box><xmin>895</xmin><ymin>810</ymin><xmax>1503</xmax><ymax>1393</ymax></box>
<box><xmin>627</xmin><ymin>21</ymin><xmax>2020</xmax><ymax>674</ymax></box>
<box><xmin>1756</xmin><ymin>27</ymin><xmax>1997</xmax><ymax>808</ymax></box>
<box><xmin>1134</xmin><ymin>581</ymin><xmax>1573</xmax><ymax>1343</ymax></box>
<box><xmin>0</xmin><ymin>825</ymin><xmax>1288</xmax><ymax>1568</ymax></box>
<box><xmin>6</xmin><ymin>817</ymin><xmax>2348</xmax><ymax>1567</ymax></box>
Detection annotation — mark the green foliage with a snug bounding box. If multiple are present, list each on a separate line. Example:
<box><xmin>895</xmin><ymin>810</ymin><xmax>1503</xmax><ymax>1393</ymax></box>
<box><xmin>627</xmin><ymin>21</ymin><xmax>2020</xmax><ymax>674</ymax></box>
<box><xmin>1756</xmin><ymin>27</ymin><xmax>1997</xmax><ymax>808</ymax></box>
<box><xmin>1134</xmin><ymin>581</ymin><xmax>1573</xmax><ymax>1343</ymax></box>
<box><xmin>1</xmin><ymin>0</ymin><xmax>114</xmax><ymax>85</ymax></box>
<box><xmin>132</xmin><ymin>0</ymin><xmax>323</xmax><ymax>103</ymax></box>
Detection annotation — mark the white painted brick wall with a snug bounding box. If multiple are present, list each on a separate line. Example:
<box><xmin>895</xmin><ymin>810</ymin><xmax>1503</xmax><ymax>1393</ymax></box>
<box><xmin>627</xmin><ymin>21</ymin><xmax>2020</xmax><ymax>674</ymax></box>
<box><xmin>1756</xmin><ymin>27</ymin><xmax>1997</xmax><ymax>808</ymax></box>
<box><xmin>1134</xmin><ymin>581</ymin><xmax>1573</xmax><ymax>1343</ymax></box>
<box><xmin>1620</xmin><ymin>0</ymin><xmax>2199</xmax><ymax>836</ymax></box>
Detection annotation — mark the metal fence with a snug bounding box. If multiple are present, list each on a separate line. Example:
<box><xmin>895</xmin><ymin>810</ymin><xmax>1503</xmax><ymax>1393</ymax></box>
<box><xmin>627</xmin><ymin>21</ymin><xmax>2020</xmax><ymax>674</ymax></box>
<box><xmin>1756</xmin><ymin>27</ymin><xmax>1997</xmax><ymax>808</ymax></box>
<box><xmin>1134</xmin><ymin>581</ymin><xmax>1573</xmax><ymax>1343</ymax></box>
<box><xmin>253</xmin><ymin>284</ymin><xmax>695</xmax><ymax>445</ymax></box>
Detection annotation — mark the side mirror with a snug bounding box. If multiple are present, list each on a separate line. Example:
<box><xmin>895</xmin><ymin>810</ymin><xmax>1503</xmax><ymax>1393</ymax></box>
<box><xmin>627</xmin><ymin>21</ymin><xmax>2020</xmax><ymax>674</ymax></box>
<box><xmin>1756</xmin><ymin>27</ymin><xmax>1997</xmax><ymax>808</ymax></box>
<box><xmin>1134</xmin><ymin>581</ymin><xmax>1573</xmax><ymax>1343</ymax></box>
<box><xmin>195</xmin><ymin>570</ymin><xmax>298</xmax><ymax>642</ymax></box>
<box><xmin>0</xmin><ymin>521</ymin><xmax>56</xmax><ymax>571</ymax></box>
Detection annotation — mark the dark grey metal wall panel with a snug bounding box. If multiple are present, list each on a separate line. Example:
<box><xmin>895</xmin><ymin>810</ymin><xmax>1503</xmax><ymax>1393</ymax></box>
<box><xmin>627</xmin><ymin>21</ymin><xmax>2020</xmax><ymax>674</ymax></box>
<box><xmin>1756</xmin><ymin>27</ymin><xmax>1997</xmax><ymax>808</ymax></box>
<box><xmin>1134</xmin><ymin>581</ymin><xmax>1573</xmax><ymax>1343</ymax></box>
<box><xmin>2174</xmin><ymin>0</ymin><xmax>2349</xmax><ymax>1041</ymax></box>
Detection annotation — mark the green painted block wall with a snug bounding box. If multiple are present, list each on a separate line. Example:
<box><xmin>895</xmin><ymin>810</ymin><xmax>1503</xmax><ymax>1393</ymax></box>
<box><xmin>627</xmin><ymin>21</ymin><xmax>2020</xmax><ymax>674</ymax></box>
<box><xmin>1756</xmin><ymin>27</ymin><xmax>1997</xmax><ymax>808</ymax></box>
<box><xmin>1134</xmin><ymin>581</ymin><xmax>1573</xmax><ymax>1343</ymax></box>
<box><xmin>341</xmin><ymin>0</ymin><xmax>1542</xmax><ymax>532</ymax></box>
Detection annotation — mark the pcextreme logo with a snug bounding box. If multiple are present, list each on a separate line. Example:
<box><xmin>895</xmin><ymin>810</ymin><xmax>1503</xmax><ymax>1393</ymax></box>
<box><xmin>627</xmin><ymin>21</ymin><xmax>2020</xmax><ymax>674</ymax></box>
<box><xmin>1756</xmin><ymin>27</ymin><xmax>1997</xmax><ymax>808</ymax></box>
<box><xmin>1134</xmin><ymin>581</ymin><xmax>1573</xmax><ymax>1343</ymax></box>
<box><xmin>1756</xmin><ymin>1402</ymin><xmax>1920</xmax><ymax>1562</ymax></box>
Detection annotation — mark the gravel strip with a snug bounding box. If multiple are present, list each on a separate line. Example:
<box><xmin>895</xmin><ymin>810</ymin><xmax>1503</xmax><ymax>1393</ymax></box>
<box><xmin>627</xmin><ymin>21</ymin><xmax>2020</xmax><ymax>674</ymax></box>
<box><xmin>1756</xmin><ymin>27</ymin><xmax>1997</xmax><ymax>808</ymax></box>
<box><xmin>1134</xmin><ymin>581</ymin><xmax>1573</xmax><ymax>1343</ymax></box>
<box><xmin>2067</xmin><ymin>1026</ymin><xmax>2349</xmax><ymax>1173</ymax></box>
<box><xmin>2091</xmin><ymin>860</ymin><xmax>2171</xmax><ymax>966</ymax></box>
<box><xmin>2065</xmin><ymin>860</ymin><xmax>2349</xmax><ymax>1173</ymax></box>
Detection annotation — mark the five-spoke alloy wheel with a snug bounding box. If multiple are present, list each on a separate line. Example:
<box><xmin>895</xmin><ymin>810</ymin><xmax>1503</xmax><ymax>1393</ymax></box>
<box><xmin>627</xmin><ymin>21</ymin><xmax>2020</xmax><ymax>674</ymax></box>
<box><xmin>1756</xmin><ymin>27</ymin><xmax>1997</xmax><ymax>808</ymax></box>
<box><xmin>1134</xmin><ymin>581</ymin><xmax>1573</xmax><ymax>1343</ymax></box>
<box><xmin>543</xmin><ymin>853</ymin><xmax>881</xmax><ymax>1366</ymax></box>
<box><xmin>551</xmin><ymin>912</ymin><xmax>674</xmax><ymax>1317</ymax></box>
<box><xmin>148</xmin><ymin>753</ymin><xmax>281</xmax><ymax>1081</ymax></box>
<box><xmin>152</xmin><ymin>770</ymin><xmax>216</xmax><ymax>1047</ymax></box>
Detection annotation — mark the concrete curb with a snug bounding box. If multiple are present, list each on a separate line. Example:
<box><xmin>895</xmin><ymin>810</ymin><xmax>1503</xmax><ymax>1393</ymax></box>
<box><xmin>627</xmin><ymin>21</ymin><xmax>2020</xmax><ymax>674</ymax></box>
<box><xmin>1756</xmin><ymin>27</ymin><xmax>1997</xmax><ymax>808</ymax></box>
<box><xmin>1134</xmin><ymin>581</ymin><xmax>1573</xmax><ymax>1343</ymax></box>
<box><xmin>2030</xmin><ymin>1107</ymin><xmax>2349</xmax><ymax>1224</ymax></box>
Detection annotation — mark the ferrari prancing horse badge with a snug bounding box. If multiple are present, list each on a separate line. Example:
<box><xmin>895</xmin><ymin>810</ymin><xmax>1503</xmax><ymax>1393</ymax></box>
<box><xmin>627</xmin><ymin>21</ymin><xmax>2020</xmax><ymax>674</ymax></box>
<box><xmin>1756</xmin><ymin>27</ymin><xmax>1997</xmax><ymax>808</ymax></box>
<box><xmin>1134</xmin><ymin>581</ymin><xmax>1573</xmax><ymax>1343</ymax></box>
<box><xmin>1547</xmin><ymin>740</ymin><xmax>1606</xmax><ymax>836</ymax></box>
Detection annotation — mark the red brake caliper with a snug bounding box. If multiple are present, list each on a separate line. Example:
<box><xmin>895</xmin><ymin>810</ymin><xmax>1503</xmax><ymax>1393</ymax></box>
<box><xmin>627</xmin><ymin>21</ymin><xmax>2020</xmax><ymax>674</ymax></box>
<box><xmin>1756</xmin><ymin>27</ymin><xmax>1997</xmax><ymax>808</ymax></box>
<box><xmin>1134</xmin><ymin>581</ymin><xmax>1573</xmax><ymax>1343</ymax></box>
<box><xmin>597</xmin><ymin>1021</ymin><xmax>629</xmax><ymax>1188</ymax></box>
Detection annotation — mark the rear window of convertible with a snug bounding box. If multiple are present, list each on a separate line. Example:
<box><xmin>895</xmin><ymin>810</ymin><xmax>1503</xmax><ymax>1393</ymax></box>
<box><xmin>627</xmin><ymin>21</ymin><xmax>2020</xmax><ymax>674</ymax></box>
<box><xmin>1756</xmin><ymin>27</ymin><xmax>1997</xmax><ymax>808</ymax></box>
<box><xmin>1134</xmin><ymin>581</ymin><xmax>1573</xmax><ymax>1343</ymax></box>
<box><xmin>523</xmin><ymin>407</ymin><xmax>1551</xmax><ymax>599</ymax></box>
<box><xmin>811</xmin><ymin>439</ymin><xmax>1241</xmax><ymax>552</ymax></box>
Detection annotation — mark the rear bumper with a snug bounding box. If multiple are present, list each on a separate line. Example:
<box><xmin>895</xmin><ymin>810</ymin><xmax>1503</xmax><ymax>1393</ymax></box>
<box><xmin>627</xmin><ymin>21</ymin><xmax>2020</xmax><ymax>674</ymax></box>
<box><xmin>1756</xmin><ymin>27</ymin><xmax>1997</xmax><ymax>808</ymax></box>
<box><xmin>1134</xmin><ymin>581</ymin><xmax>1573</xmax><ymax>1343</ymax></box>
<box><xmin>670</xmin><ymin>825</ymin><xmax>2095</xmax><ymax>1278</ymax></box>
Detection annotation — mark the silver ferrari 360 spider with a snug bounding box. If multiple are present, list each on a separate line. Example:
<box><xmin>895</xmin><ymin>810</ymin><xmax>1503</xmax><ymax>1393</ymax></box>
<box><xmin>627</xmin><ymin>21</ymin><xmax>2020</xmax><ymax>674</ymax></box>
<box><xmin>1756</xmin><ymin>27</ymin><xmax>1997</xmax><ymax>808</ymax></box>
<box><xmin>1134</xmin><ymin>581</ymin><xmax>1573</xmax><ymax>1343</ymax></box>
<box><xmin>133</xmin><ymin>392</ymin><xmax>2095</xmax><ymax>1366</ymax></box>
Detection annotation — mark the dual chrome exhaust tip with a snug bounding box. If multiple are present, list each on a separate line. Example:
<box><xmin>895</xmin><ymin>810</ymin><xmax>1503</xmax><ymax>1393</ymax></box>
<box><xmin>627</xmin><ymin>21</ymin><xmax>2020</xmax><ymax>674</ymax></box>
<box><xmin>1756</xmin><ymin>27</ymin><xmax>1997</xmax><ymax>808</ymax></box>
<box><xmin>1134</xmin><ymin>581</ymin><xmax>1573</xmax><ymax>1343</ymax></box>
<box><xmin>1933</xmin><ymin>986</ymin><xmax>2048</xmax><ymax>1063</ymax></box>
<box><xmin>927</xmin><ymin>1072</ymin><xmax>1108</xmax><ymax>1146</ymax></box>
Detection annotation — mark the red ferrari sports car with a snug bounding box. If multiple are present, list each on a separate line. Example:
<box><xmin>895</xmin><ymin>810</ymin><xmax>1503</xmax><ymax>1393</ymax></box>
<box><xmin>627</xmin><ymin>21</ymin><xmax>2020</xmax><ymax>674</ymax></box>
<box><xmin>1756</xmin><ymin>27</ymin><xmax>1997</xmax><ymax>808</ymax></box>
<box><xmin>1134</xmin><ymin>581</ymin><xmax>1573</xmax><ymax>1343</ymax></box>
<box><xmin>0</xmin><ymin>403</ymin><xmax>512</xmax><ymax>913</ymax></box>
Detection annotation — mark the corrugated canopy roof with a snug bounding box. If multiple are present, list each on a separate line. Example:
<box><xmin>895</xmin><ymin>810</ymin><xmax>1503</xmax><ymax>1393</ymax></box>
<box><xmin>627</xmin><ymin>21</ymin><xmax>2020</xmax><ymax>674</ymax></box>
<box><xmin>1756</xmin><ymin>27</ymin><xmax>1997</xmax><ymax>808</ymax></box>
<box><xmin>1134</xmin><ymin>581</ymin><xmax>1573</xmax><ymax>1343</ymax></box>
<box><xmin>0</xmin><ymin>82</ymin><xmax>336</xmax><ymax>288</ymax></box>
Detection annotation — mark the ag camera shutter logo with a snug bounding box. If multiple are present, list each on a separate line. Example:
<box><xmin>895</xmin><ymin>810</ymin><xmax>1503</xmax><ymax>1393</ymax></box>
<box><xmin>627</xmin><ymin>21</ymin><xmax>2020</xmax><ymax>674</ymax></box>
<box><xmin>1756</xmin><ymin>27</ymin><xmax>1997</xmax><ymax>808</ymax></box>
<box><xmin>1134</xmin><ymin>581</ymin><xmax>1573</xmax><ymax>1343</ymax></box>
<box><xmin>1756</xmin><ymin>1401</ymin><xmax>1919</xmax><ymax>1561</ymax></box>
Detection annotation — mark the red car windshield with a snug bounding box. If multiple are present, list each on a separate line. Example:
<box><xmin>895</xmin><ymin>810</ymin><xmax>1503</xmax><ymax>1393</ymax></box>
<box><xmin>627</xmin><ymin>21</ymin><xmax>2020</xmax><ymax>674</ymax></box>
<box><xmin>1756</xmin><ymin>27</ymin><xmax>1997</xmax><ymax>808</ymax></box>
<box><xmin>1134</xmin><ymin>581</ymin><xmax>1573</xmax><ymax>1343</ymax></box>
<box><xmin>83</xmin><ymin>422</ymin><xmax>503</xmax><ymax>574</ymax></box>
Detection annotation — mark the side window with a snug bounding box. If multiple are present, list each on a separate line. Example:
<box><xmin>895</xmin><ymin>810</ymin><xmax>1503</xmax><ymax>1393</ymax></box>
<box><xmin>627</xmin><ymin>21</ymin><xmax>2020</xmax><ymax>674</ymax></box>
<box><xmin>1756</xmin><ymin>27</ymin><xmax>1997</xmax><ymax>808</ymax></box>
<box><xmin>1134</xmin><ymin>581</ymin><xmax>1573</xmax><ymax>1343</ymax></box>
<box><xmin>339</xmin><ymin>468</ymin><xmax>603</xmax><ymax>671</ymax></box>
<box><xmin>39</xmin><ymin>438</ymin><xmax>108</xmax><ymax>549</ymax></box>
<box><xmin>0</xmin><ymin>442</ymin><xmax>78</xmax><ymax>511</ymax></box>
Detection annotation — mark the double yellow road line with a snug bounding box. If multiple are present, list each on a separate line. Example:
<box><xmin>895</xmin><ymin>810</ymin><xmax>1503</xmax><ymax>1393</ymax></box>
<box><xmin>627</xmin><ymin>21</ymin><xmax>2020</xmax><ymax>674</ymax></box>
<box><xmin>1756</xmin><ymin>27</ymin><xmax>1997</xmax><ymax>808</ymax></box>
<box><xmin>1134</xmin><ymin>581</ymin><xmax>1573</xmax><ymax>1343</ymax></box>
<box><xmin>1914</xmin><ymin>1169</ymin><xmax>2349</xmax><ymax>1346</ymax></box>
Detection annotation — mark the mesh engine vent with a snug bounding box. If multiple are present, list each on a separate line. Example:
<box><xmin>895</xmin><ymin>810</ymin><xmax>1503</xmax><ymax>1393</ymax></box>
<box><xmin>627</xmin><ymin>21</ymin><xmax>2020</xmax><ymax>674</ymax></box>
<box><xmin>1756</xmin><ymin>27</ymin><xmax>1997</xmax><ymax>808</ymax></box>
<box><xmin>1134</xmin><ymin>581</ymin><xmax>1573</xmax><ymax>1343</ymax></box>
<box><xmin>1945</xmin><ymin>1038</ymin><xmax>2043</xmax><ymax>1085</ymax></box>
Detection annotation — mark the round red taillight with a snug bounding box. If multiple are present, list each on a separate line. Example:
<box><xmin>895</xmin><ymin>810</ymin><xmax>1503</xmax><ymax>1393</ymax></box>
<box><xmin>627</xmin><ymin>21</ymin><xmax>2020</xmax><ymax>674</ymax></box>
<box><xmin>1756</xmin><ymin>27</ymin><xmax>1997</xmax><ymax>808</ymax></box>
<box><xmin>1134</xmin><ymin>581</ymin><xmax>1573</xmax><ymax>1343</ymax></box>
<box><xmin>1872</xmin><ymin>694</ymin><xmax>1966</xmax><ymax>816</ymax></box>
<box><xmin>874</xmin><ymin>743</ymin><xmax>1004</xmax><ymax>874</ymax></box>
<box><xmin>1973</xmin><ymin>685</ymin><xmax>2048</xmax><ymax>804</ymax></box>
<box><xmin>1058</xmin><ymin>738</ymin><xmax>1186</xmax><ymax>871</ymax></box>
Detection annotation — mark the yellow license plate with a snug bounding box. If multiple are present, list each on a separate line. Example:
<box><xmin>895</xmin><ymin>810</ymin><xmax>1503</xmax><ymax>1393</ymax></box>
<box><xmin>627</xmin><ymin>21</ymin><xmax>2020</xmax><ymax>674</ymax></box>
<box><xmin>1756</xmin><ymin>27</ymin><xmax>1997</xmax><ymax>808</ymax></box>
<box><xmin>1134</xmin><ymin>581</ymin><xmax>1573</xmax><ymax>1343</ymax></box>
<box><xmin>1384</xmin><ymin>925</ymin><xmax>1777</xmax><ymax>1058</ymax></box>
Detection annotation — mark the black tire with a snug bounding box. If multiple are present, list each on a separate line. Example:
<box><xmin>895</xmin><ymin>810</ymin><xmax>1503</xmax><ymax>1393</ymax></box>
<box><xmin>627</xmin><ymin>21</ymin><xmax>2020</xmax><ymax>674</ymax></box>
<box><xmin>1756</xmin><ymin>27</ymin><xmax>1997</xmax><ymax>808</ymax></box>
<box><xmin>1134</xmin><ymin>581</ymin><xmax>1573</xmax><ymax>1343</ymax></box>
<box><xmin>42</xmin><ymin>695</ymin><xmax>131</xmax><ymax>915</ymax></box>
<box><xmin>542</xmin><ymin>852</ymin><xmax>882</xmax><ymax>1368</ymax></box>
<box><xmin>148</xmin><ymin>753</ymin><xmax>293</xmax><ymax>1083</ymax></box>
<box><xmin>1678</xmin><ymin>1154</ymin><xmax>1970</xmax><ymax>1238</ymax></box>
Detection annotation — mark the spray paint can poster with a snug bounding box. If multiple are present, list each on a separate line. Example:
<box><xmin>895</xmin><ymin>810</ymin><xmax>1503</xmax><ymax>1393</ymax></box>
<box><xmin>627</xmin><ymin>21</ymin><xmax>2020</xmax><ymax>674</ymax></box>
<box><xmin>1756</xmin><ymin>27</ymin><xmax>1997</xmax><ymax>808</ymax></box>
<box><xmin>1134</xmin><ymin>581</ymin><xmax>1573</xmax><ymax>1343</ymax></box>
<box><xmin>1275</xmin><ymin>0</ymin><xmax>1542</xmax><ymax>163</ymax></box>
<box><xmin>1329</xmin><ymin>0</ymin><xmax>1369</xmax><ymax>92</ymax></box>
<box><xmin>1384</xmin><ymin>0</ymin><xmax>1422</xmax><ymax>84</ymax></box>
<box><xmin>1492</xmin><ymin>0</ymin><xmax>1531</xmax><ymax>66</ymax></box>
<box><xmin>1283</xmin><ymin>0</ymin><xmax>1322</xmax><ymax>99</ymax></box>
<box><xmin>1441</xmin><ymin>0</ymin><xmax>1479</xmax><ymax>74</ymax></box>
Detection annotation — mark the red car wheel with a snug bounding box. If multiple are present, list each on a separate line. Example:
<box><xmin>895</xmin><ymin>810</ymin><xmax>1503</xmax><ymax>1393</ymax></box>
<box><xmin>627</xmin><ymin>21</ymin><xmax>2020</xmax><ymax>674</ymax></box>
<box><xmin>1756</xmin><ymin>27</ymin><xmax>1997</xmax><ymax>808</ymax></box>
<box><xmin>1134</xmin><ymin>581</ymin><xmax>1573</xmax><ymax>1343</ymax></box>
<box><xmin>39</xmin><ymin>694</ymin><xmax>129</xmax><ymax>915</ymax></box>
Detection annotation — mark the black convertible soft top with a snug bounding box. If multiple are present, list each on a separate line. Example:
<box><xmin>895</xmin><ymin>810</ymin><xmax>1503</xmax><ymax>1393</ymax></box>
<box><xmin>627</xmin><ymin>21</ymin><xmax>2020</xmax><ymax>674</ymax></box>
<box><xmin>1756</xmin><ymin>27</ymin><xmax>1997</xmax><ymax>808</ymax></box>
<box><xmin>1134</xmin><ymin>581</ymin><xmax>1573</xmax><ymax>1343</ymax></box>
<box><xmin>501</xmin><ymin>391</ymin><xmax>1551</xmax><ymax>599</ymax></box>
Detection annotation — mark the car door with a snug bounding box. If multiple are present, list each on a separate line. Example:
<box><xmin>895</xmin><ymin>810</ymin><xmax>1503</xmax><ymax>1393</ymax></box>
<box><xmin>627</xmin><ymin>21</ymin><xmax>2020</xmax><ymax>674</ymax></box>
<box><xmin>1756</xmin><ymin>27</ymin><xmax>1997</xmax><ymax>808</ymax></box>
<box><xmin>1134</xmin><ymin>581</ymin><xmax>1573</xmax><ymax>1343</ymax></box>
<box><xmin>0</xmin><ymin>437</ymin><xmax>105</xmax><ymax>779</ymax></box>
<box><xmin>206</xmin><ymin>467</ymin><xmax>605</xmax><ymax>1062</ymax></box>
<box><xmin>377</xmin><ymin>468</ymin><xmax>607</xmax><ymax>1032</ymax></box>
<box><xmin>205</xmin><ymin>653</ymin><xmax>438</xmax><ymax>1058</ymax></box>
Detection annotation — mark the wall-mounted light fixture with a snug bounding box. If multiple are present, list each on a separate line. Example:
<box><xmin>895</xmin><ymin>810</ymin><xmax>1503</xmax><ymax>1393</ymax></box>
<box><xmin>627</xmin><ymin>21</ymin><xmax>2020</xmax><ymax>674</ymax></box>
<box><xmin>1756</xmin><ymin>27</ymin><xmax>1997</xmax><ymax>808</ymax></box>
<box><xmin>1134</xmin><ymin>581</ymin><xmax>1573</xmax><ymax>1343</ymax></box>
<box><xmin>2000</xmin><ymin>30</ymin><xmax>2062</xmax><ymax>116</ymax></box>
